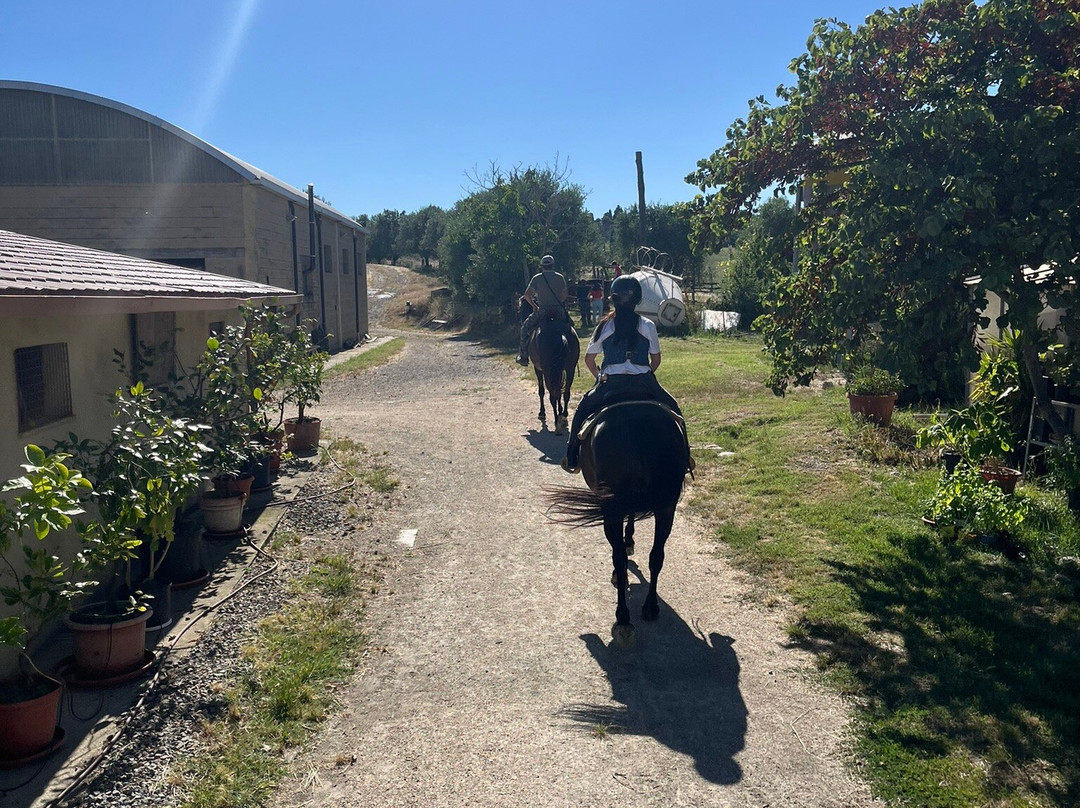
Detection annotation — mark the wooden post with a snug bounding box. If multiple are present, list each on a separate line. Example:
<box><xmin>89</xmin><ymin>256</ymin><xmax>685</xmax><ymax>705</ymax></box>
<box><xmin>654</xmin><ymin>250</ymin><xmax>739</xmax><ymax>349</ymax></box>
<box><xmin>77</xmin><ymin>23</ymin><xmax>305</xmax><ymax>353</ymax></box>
<box><xmin>636</xmin><ymin>151</ymin><xmax>647</xmax><ymax>246</ymax></box>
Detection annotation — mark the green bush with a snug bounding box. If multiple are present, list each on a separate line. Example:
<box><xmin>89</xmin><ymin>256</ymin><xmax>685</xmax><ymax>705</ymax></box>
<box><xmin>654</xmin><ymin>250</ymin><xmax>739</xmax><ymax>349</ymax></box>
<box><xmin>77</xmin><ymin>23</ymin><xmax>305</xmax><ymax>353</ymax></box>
<box><xmin>925</xmin><ymin>464</ymin><xmax>1027</xmax><ymax>540</ymax></box>
<box><xmin>847</xmin><ymin>366</ymin><xmax>903</xmax><ymax>396</ymax></box>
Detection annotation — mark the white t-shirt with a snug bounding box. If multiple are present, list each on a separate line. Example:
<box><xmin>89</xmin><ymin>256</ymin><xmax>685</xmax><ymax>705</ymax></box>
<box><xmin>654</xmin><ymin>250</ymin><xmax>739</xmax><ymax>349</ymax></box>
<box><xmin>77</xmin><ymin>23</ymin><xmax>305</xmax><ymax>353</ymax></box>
<box><xmin>586</xmin><ymin>316</ymin><xmax>660</xmax><ymax>376</ymax></box>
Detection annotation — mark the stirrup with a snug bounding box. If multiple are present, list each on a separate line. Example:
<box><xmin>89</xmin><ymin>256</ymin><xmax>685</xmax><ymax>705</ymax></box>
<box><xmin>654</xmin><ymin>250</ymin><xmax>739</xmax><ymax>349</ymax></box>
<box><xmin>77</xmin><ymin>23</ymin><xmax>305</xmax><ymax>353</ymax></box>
<box><xmin>515</xmin><ymin>354</ymin><xmax>529</xmax><ymax>366</ymax></box>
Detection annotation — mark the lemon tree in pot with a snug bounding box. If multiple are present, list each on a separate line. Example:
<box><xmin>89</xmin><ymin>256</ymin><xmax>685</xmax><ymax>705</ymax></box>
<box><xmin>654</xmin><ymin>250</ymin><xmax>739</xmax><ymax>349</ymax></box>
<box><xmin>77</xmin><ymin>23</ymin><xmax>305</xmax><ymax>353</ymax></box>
<box><xmin>846</xmin><ymin>366</ymin><xmax>903</xmax><ymax>427</ymax></box>
<box><xmin>282</xmin><ymin>326</ymin><xmax>329</xmax><ymax>454</ymax></box>
<box><xmin>0</xmin><ymin>446</ymin><xmax>133</xmax><ymax>764</ymax></box>
<box><xmin>60</xmin><ymin>381</ymin><xmax>209</xmax><ymax>663</ymax></box>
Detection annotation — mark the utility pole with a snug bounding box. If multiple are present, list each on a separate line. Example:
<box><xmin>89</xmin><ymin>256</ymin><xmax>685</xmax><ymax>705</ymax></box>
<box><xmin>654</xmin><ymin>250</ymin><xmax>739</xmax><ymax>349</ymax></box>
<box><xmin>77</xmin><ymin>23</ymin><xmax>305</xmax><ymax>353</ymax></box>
<box><xmin>636</xmin><ymin>151</ymin><xmax>647</xmax><ymax>247</ymax></box>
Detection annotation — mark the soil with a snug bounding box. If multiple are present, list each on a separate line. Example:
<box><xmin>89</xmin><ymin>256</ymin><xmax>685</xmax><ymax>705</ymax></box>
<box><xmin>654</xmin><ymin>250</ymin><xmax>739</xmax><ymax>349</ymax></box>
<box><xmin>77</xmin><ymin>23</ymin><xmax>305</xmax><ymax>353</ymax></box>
<box><xmin>270</xmin><ymin>266</ymin><xmax>882</xmax><ymax>807</ymax></box>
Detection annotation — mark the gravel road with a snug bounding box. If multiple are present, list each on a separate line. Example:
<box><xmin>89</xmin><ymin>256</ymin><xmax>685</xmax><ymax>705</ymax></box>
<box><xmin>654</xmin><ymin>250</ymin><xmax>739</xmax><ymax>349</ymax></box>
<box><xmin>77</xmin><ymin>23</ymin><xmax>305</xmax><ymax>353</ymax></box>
<box><xmin>270</xmin><ymin>267</ymin><xmax>882</xmax><ymax>808</ymax></box>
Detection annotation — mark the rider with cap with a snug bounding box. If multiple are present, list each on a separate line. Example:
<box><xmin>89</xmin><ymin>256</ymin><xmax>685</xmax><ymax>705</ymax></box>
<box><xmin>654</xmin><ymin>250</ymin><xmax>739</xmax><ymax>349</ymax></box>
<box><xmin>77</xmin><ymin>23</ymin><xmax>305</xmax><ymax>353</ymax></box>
<box><xmin>562</xmin><ymin>274</ymin><xmax>689</xmax><ymax>473</ymax></box>
<box><xmin>516</xmin><ymin>254</ymin><xmax>572</xmax><ymax>366</ymax></box>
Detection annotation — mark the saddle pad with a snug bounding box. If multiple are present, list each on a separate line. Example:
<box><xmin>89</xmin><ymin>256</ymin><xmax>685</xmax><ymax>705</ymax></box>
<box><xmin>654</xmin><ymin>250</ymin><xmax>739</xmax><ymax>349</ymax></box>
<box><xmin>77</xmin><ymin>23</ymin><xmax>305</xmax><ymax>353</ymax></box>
<box><xmin>577</xmin><ymin>399</ymin><xmax>684</xmax><ymax>442</ymax></box>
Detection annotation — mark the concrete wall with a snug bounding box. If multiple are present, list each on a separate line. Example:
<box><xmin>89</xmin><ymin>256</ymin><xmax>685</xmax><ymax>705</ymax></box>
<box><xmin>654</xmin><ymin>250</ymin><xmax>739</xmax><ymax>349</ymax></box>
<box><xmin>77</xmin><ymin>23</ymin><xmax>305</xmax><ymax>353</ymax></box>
<box><xmin>0</xmin><ymin>308</ymin><xmax>235</xmax><ymax>484</ymax></box>
<box><xmin>0</xmin><ymin>183</ymin><xmax>367</xmax><ymax>350</ymax></box>
<box><xmin>0</xmin><ymin>184</ymin><xmax>248</xmax><ymax>279</ymax></box>
<box><xmin>975</xmin><ymin>290</ymin><xmax>1064</xmax><ymax>346</ymax></box>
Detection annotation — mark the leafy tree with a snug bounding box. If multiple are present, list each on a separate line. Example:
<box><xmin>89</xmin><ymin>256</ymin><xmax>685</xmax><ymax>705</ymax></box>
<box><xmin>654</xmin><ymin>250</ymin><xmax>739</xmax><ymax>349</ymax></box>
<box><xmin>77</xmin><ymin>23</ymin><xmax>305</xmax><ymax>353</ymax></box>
<box><xmin>363</xmin><ymin>209</ymin><xmax>405</xmax><ymax>264</ymax></box>
<box><xmin>394</xmin><ymin>205</ymin><xmax>447</xmax><ymax>269</ymax></box>
<box><xmin>437</xmin><ymin>162</ymin><xmax>592</xmax><ymax>314</ymax></box>
<box><xmin>722</xmin><ymin>197</ymin><xmax>796</xmax><ymax>326</ymax></box>
<box><xmin>607</xmin><ymin>203</ymin><xmax>704</xmax><ymax>288</ymax></box>
<box><xmin>687</xmin><ymin>0</ymin><xmax>1080</xmax><ymax>421</ymax></box>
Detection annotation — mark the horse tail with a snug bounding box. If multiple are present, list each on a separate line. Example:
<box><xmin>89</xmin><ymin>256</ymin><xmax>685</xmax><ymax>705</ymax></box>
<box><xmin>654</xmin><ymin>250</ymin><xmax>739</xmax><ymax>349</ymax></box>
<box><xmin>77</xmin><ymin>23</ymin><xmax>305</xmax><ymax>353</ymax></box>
<box><xmin>542</xmin><ymin>484</ymin><xmax>612</xmax><ymax>527</ymax></box>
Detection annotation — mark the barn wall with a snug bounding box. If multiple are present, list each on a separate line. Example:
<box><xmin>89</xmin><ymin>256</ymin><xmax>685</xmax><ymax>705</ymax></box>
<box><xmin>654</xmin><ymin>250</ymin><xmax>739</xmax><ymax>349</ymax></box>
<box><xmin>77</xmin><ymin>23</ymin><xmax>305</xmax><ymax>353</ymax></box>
<box><xmin>0</xmin><ymin>184</ymin><xmax>249</xmax><ymax>279</ymax></box>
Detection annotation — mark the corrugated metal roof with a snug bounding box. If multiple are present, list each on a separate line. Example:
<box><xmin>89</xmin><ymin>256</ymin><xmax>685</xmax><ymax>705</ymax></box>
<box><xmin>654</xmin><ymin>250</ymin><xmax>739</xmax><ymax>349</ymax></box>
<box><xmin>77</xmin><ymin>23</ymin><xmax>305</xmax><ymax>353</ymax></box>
<box><xmin>0</xmin><ymin>81</ymin><xmax>365</xmax><ymax>233</ymax></box>
<box><xmin>0</xmin><ymin>228</ymin><xmax>298</xmax><ymax>300</ymax></box>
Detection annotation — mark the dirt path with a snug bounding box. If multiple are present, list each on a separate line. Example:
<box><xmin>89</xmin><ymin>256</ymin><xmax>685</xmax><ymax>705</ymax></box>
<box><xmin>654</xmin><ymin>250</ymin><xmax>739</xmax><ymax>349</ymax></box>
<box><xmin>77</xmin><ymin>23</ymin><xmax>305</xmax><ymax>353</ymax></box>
<box><xmin>272</xmin><ymin>268</ymin><xmax>880</xmax><ymax>808</ymax></box>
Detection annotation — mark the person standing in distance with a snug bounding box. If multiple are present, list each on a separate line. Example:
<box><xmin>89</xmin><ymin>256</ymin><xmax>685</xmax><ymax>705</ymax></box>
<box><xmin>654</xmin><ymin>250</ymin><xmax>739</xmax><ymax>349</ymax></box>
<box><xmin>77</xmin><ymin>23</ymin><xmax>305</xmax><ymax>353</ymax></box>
<box><xmin>516</xmin><ymin>254</ymin><xmax>571</xmax><ymax>366</ymax></box>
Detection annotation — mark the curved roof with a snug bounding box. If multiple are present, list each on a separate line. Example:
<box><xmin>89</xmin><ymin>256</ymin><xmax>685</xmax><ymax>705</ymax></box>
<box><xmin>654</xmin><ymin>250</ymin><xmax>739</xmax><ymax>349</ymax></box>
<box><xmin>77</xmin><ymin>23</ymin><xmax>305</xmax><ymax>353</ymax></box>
<box><xmin>0</xmin><ymin>81</ymin><xmax>363</xmax><ymax>232</ymax></box>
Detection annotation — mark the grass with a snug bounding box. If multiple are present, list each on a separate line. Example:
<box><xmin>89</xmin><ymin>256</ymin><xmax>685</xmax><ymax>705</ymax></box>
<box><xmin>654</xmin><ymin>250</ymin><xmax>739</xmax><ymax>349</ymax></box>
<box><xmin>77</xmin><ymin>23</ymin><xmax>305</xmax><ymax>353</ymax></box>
<box><xmin>654</xmin><ymin>334</ymin><xmax>1080</xmax><ymax>808</ymax></box>
<box><xmin>178</xmin><ymin>552</ymin><xmax>368</xmax><ymax>808</ymax></box>
<box><xmin>324</xmin><ymin>337</ymin><xmax>405</xmax><ymax>379</ymax></box>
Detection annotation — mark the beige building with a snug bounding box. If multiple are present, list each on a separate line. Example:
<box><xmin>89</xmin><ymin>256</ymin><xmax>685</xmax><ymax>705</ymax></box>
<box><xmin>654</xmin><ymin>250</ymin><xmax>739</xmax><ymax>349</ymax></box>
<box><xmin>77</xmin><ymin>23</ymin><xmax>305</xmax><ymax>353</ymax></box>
<box><xmin>0</xmin><ymin>228</ymin><xmax>301</xmax><ymax>485</ymax></box>
<box><xmin>0</xmin><ymin>81</ymin><xmax>366</xmax><ymax>352</ymax></box>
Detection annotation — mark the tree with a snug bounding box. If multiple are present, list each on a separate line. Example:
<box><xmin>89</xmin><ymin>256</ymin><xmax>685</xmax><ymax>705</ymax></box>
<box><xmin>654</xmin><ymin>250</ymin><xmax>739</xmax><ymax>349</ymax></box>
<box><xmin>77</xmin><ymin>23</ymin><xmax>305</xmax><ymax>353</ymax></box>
<box><xmin>437</xmin><ymin>162</ymin><xmax>592</xmax><ymax>314</ymax></box>
<box><xmin>394</xmin><ymin>206</ymin><xmax>447</xmax><ymax>269</ymax></box>
<box><xmin>608</xmin><ymin>203</ymin><xmax>704</xmax><ymax>288</ymax></box>
<box><xmin>723</xmin><ymin>197</ymin><xmax>796</xmax><ymax>326</ymax></box>
<box><xmin>364</xmin><ymin>209</ymin><xmax>405</xmax><ymax>264</ymax></box>
<box><xmin>687</xmin><ymin>0</ymin><xmax>1080</xmax><ymax>422</ymax></box>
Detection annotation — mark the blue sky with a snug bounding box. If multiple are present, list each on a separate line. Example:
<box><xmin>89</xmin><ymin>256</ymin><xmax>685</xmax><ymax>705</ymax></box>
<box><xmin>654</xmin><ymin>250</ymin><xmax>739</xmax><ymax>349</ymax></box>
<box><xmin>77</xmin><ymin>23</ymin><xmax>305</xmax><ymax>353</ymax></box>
<box><xmin>2</xmin><ymin>1</ymin><xmax>891</xmax><ymax>219</ymax></box>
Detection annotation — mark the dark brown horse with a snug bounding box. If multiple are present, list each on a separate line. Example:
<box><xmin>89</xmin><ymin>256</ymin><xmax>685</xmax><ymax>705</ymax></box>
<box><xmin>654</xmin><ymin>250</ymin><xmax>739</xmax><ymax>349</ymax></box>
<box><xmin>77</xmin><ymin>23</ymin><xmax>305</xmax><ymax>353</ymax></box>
<box><xmin>529</xmin><ymin>318</ymin><xmax>579</xmax><ymax>434</ymax></box>
<box><xmin>545</xmin><ymin>400</ymin><xmax>689</xmax><ymax>647</ymax></box>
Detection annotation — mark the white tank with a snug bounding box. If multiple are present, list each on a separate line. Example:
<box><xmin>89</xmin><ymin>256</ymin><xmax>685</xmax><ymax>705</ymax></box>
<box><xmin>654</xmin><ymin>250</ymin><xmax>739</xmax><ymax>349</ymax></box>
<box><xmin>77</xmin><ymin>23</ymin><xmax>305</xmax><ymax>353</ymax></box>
<box><xmin>629</xmin><ymin>268</ymin><xmax>686</xmax><ymax>328</ymax></box>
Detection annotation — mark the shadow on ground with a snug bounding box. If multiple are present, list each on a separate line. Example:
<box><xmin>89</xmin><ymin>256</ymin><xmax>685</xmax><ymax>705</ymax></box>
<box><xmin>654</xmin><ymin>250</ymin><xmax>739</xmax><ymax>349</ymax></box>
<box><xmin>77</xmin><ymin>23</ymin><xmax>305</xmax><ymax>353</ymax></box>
<box><xmin>524</xmin><ymin>428</ymin><xmax>569</xmax><ymax>465</ymax></box>
<box><xmin>566</xmin><ymin>561</ymin><xmax>747</xmax><ymax>785</ymax></box>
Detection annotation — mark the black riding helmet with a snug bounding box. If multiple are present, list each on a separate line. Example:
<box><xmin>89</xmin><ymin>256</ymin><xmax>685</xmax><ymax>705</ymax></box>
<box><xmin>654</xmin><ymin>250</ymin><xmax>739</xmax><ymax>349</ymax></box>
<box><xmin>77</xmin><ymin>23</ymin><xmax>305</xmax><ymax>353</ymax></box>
<box><xmin>609</xmin><ymin>275</ymin><xmax>642</xmax><ymax>308</ymax></box>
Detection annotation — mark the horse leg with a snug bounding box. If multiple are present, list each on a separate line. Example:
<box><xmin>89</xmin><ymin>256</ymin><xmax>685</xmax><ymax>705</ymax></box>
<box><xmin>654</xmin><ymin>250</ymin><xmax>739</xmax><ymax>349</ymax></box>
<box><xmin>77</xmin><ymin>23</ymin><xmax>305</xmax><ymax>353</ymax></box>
<box><xmin>642</xmin><ymin>505</ymin><xmax>675</xmax><ymax>622</ymax></box>
<box><xmin>624</xmin><ymin>514</ymin><xmax>636</xmax><ymax>556</ymax></box>
<box><xmin>549</xmin><ymin>373</ymin><xmax>564</xmax><ymax>433</ymax></box>
<box><xmin>605</xmin><ymin>512</ymin><xmax>634</xmax><ymax>646</ymax></box>
<box><xmin>535</xmin><ymin>368</ymin><xmax>546</xmax><ymax>423</ymax></box>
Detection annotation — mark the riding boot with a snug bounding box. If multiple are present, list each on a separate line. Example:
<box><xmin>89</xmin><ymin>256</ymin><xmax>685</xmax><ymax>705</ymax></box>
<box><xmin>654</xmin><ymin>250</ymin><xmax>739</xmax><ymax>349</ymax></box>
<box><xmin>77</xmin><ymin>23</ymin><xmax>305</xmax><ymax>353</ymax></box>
<box><xmin>561</xmin><ymin>438</ymin><xmax>580</xmax><ymax>473</ymax></box>
<box><xmin>516</xmin><ymin>335</ymin><xmax>530</xmax><ymax>366</ymax></box>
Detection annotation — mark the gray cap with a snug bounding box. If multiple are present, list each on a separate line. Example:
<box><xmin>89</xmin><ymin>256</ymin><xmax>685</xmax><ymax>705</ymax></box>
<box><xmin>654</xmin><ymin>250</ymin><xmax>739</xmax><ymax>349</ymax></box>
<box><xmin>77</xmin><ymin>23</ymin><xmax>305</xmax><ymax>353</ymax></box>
<box><xmin>541</xmin><ymin>255</ymin><xmax>555</xmax><ymax>267</ymax></box>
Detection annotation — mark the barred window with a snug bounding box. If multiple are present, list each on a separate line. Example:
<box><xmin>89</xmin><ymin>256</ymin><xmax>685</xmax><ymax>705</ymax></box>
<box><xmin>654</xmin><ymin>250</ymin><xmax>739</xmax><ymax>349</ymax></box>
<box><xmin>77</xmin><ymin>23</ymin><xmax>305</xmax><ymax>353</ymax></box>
<box><xmin>15</xmin><ymin>343</ymin><xmax>72</xmax><ymax>432</ymax></box>
<box><xmin>342</xmin><ymin>247</ymin><xmax>350</xmax><ymax>275</ymax></box>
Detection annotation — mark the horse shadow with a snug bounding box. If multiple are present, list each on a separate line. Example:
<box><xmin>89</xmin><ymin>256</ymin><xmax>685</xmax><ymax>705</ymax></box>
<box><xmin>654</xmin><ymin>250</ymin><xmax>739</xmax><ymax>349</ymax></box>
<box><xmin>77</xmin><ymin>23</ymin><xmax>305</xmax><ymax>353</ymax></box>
<box><xmin>566</xmin><ymin>561</ymin><xmax>747</xmax><ymax>785</ymax></box>
<box><xmin>524</xmin><ymin>427</ymin><xmax>568</xmax><ymax>465</ymax></box>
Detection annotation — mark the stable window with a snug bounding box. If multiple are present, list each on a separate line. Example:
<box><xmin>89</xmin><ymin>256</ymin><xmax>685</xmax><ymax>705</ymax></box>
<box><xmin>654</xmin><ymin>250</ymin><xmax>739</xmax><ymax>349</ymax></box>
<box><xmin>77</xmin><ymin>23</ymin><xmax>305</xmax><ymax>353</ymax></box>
<box><xmin>342</xmin><ymin>247</ymin><xmax>350</xmax><ymax>275</ymax></box>
<box><xmin>323</xmin><ymin>245</ymin><xmax>333</xmax><ymax>274</ymax></box>
<box><xmin>15</xmin><ymin>343</ymin><xmax>73</xmax><ymax>432</ymax></box>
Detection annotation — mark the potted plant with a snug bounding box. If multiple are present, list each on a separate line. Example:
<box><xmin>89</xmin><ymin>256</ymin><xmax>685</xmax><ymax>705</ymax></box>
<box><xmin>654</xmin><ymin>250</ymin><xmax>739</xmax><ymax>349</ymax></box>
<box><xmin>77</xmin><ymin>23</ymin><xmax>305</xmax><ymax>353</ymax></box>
<box><xmin>282</xmin><ymin>326</ymin><xmax>329</xmax><ymax>454</ymax></box>
<box><xmin>846</xmin><ymin>366</ymin><xmax>903</xmax><ymax>427</ymax></box>
<box><xmin>924</xmin><ymin>464</ymin><xmax>1026</xmax><ymax>544</ymax></box>
<box><xmin>0</xmin><ymin>446</ymin><xmax>132</xmax><ymax>763</ymax></box>
<box><xmin>1044</xmin><ymin>435</ymin><xmax>1080</xmax><ymax>514</ymax></box>
<box><xmin>60</xmin><ymin>381</ymin><xmax>209</xmax><ymax>659</ymax></box>
<box><xmin>915</xmin><ymin>411</ymin><xmax>967</xmax><ymax>473</ymax></box>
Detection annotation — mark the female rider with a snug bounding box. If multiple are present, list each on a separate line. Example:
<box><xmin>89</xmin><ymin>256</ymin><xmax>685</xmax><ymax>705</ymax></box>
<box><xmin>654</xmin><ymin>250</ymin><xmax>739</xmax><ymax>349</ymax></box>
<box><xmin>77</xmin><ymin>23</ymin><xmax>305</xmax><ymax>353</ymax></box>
<box><xmin>562</xmin><ymin>275</ymin><xmax>687</xmax><ymax>473</ymax></box>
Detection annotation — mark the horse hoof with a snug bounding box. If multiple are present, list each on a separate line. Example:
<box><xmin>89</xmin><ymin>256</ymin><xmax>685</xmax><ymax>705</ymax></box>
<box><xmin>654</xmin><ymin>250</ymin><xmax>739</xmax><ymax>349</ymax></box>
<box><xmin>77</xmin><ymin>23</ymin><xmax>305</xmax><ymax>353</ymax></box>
<box><xmin>611</xmin><ymin>624</ymin><xmax>636</xmax><ymax>649</ymax></box>
<box><xmin>641</xmin><ymin>604</ymin><xmax>660</xmax><ymax>622</ymax></box>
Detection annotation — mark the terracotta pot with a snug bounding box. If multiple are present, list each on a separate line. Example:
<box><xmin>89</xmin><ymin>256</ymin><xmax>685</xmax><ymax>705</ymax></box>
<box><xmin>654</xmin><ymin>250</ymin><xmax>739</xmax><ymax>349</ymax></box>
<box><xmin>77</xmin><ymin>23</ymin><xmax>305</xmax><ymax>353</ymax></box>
<box><xmin>214</xmin><ymin>472</ymin><xmax>254</xmax><ymax>498</ymax></box>
<box><xmin>847</xmin><ymin>393</ymin><xmax>898</xmax><ymax>427</ymax></box>
<box><xmin>200</xmin><ymin>490</ymin><xmax>246</xmax><ymax>534</ymax></box>
<box><xmin>64</xmin><ymin>605</ymin><xmax>150</xmax><ymax>679</ymax></box>
<box><xmin>981</xmin><ymin>465</ymin><xmax>1022</xmax><ymax>494</ymax></box>
<box><xmin>285</xmin><ymin>416</ymin><xmax>322</xmax><ymax>454</ymax></box>
<box><xmin>0</xmin><ymin>676</ymin><xmax>62</xmax><ymax>763</ymax></box>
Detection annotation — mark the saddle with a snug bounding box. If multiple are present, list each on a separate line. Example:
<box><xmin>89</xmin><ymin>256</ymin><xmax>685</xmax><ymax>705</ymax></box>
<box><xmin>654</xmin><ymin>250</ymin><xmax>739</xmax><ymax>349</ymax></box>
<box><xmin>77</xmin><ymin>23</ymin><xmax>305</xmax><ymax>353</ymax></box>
<box><xmin>576</xmin><ymin>399</ymin><xmax>685</xmax><ymax>443</ymax></box>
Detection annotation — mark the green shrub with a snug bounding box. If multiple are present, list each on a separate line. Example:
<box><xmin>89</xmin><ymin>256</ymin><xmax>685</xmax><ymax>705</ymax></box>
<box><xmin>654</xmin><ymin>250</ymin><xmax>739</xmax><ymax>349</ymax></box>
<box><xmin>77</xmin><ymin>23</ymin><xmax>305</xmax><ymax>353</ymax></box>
<box><xmin>847</xmin><ymin>366</ymin><xmax>903</xmax><ymax>396</ymax></box>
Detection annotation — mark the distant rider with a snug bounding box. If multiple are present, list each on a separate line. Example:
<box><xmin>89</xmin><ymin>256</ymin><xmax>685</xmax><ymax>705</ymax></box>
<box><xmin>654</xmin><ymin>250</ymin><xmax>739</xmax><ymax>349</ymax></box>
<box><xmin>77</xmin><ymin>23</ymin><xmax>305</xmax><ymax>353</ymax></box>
<box><xmin>516</xmin><ymin>254</ymin><xmax>572</xmax><ymax>367</ymax></box>
<box><xmin>562</xmin><ymin>275</ymin><xmax>691</xmax><ymax>474</ymax></box>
